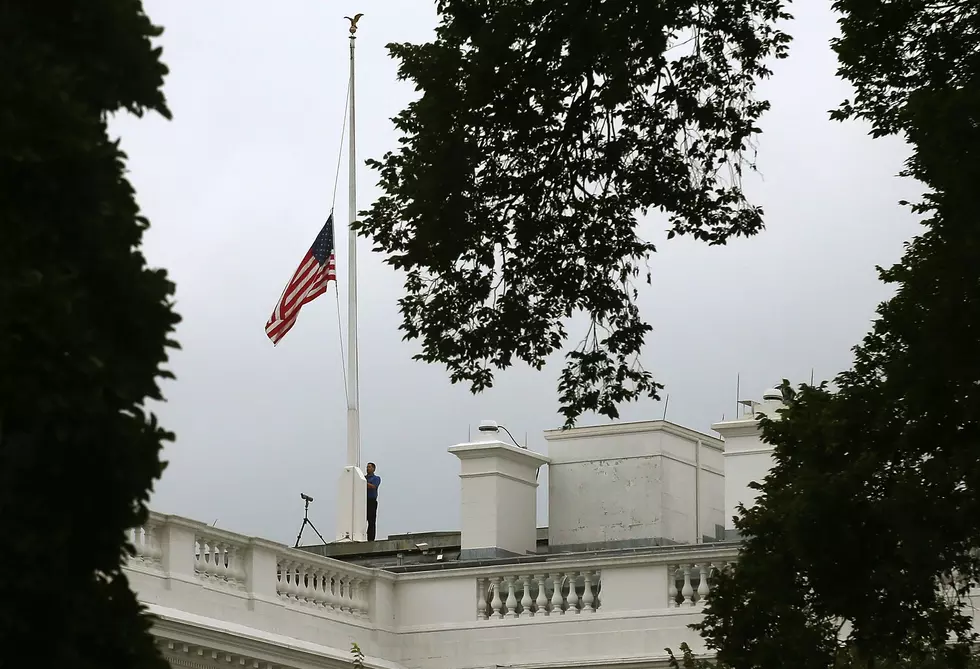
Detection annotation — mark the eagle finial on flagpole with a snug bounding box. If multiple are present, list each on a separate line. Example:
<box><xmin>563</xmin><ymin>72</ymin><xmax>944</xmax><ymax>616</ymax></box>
<box><xmin>344</xmin><ymin>13</ymin><xmax>364</xmax><ymax>35</ymax></box>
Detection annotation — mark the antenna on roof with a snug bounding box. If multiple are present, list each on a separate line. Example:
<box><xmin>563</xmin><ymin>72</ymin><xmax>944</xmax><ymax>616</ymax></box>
<box><xmin>468</xmin><ymin>424</ymin><xmax>471</xmax><ymax>441</ymax></box>
<box><xmin>524</xmin><ymin>431</ymin><xmax>528</xmax><ymax>448</ymax></box>
<box><xmin>735</xmin><ymin>372</ymin><xmax>740</xmax><ymax>418</ymax></box>
<box><xmin>662</xmin><ymin>393</ymin><xmax>669</xmax><ymax>421</ymax></box>
<box><xmin>810</xmin><ymin>368</ymin><xmax>814</xmax><ymax>386</ymax></box>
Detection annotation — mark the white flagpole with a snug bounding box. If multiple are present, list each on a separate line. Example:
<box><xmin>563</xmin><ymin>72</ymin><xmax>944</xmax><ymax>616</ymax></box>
<box><xmin>335</xmin><ymin>14</ymin><xmax>366</xmax><ymax>543</ymax></box>
<box><xmin>346</xmin><ymin>16</ymin><xmax>361</xmax><ymax>469</ymax></box>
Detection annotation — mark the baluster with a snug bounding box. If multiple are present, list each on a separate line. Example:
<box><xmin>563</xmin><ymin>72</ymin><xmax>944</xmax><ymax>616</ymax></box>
<box><xmin>489</xmin><ymin>577</ymin><xmax>503</xmax><ymax>619</ymax></box>
<box><xmin>339</xmin><ymin>576</ymin><xmax>351</xmax><ymax>613</ymax></box>
<box><xmin>307</xmin><ymin>567</ymin><xmax>319</xmax><ymax>605</ymax></box>
<box><xmin>593</xmin><ymin>572</ymin><xmax>601</xmax><ymax>610</ymax></box>
<box><xmin>681</xmin><ymin>565</ymin><xmax>694</xmax><ymax>607</ymax></box>
<box><xmin>668</xmin><ymin>566</ymin><xmax>678</xmax><ymax>607</ymax></box>
<box><xmin>200</xmin><ymin>541</ymin><xmax>211</xmax><ymax>578</ymax></box>
<box><xmin>477</xmin><ymin>578</ymin><xmax>488</xmax><ymax>620</ymax></box>
<box><xmin>535</xmin><ymin>574</ymin><xmax>549</xmax><ymax>616</ymax></box>
<box><xmin>697</xmin><ymin>564</ymin><xmax>711</xmax><ymax>606</ymax></box>
<box><xmin>301</xmin><ymin>565</ymin><xmax>315</xmax><ymax>604</ymax></box>
<box><xmin>209</xmin><ymin>542</ymin><xmax>221</xmax><ymax>580</ymax></box>
<box><xmin>223</xmin><ymin>543</ymin><xmax>233</xmax><ymax>581</ymax></box>
<box><xmin>334</xmin><ymin>575</ymin><xmax>345</xmax><ymax>611</ymax></box>
<box><xmin>286</xmin><ymin>561</ymin><xmax>298</xmax><ymax>600</ymax></box>
<box><xmin>137</xmin><ymin>526</ymin><xmax>147</xmax><ymax>555</ymax></box>
<box><xmin>319</xmin><ymin>571</ymin><xmax>332</xmax><ymax>609</ymax></box>
<box><xmin>347</xmin><ymin>575</ymin><xmax>357</xmax><ymax>613</ymax></box>
<box><xmin>222</xmin><ymin>544</ymin><xmax>236</xmax><ymax>582</ymax></box>
<box><xmin>581</xmin><ymin>571</ymin><xmax>595</xmax><ymax>613</ymax></box>
<box><xmin>195</xmin><ymin>540</ymin><xmax>205</xmax><ymax>576</ymax></box>
<box><xmin>550</xmin><ymin>573</ymin><xmax>564</xmax><ymax>615</ymax></box>
<box><xmin>226</xmin><ymin>544</ymin><xmax>235</xmax><ymax>580</ymax></box>
<box><xmin>308</xmin><ymin>568</ymin><xmax>321</xmax><ymax>606</ymax></box>
<box><xmin>326</xmin><ymin>572</ymin><xmax>339</xmax><ymax>611</ymax></box>
<box><xmin>332</xmin><ymin>571</ymin><xmax>344</xmax><ymax>611</ymax></box>
<box><xmin>520</xmin><ymin>575</ymin><xmax>534</xmax><ymax>618</ymax></box>
<box><xmin>318</xmin><ymin>568</ymin><xmax>329</xmax><ymax>606</ymax></box>
<box><xmin>132</xmin><ymin>527</ymin><xmax>144</xmax><ymax>559</ymax></box>
<box><xmin>566</xmin><ymin>572</ymin><xmax>580</xmax><ymax>614</ymax></box>
<box><xmin>224</xmin><ymin>543</ymin><xmax>235</xmax><ymax>581</ymax></box>
<box><xmin>348</xmin><ymin>577</ymin><xmax>361</xmax><ymax>615</ymax></box>
<box><xmin>194</xmin><ymin>540</ymin><xmax>203</xmax><ymax>576</ymax></box>
<box><xmin>504</xmin><ymin>576</ymin><xmax>518</xmax><ymax>619</ymax></box>
<box><xmin>141</xmin><ymin>526</ymin><xmax>153</xmax><ymax>559</ymax></box>
<box><xmin>213</xmin><ymin>542</ymin><xmax>226</xmax><ymax>581</ymax></box>
<box><xmin>277</xmin><ymin>560</ymin><xmax>289</xmax><ymax>598</ymax></box>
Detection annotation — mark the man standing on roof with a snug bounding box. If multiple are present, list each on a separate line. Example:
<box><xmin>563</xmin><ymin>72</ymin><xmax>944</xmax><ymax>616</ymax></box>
<box><xmin>365</xmin><ymin>462</ymin><xmax>381</xmax><ymax>541</ymax></box>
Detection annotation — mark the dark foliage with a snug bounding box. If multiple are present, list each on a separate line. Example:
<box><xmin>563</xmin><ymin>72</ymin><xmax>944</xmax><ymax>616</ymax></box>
<box><xmin>0</xmin><ymin>3</ymin><xmax>177</xmax><ymax>668</ymax></box>
<box><xmin>697</xmin><ymin>1</ymin><xmax>980</xmax><ymax>667</ymax></box>
<box><xmin>359</xmin><ymin>0</ymin><xmax>791</xmax><ymax>425</ymax></box>
<box><xmin>666</xmin><ymin>642</ymin><xmax>980</xmax><ymax>669</ymax></box>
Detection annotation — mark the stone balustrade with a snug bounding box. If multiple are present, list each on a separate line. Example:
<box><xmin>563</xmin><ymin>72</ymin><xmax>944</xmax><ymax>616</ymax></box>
<box><xmin>125</xmin><ymin>512</ymin><xmax>376</xmax><ymax>622</ymax></box>
<box><xmin>477</xmin><ymin>570</ymin><xmax>601</xmax><ymax>619</ymax></box>
<box><xmin>459</xmin><ymin>547</ymin><xmax>737</xmax><ymax>625</ymax></box>
<box><xmin>668</xmin><ymin>562</ymin><xmax>731</xmax><ymax>607</ymax></box>
<box><xmin>275</xmin><ymin>549</ymin><xmax>371</xmax><ymax>617</ymax></box>
<box><xmin>194</xmin><ymin>526</ymin><xmax>249</xmax><ymax>590</ymax></box>
<box><xmin>126</xmin><ymin>512</ymin><xmax>740</xmax><ymax>629</ymax></box>
<box><xmin>124</xmin><ymin>512</ymin><xmax>743</xmax><ymax>669</ymax></box>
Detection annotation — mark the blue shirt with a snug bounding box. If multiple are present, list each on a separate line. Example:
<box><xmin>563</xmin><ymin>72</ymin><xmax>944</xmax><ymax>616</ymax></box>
<box><xmin>366</xmin><ymin>474</ymin><xmax>381</xmax><ymax>500</ymax></box>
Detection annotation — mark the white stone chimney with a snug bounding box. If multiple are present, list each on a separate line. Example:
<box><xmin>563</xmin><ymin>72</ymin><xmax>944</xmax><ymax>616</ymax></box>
<box><xmin>449</xmin><ymin>421</ymin><xmax>550</xmax><ymax>559</ymax></box>
<box><xmin>545</xmin><ymin>420</ymin><xmax>725</xmax><ymax>550</ymax></box>
<box><xmin>712</xmin><ymin>387</ymin><xmax>786</xmax><ymax>535</ymax></box>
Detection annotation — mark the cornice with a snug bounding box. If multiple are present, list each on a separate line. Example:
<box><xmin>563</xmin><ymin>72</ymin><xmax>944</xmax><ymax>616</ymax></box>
<box><xmin>149</xmin><ymin>604</ymin><xmax>405</xmax><ymax>669</ymax></box>
<box><xmin>544</xmin><ymin>420</ymin><xmax>724</xmax><ymax>450</ymax></box>
<box><xmin>709</xmin><ymin>418</ymin><xmax>760</xmax><ymax>439</ymax></box>
<box><xmin>449</xmin><ymin>440</ymin><xmax>551</xmax><ymax>467</ymax></box>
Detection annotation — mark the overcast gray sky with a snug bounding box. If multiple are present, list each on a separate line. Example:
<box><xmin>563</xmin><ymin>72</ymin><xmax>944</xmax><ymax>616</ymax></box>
<box><xmin>112</xmin><ymin>1</ymin><xmax>922</xmax><ymax>545</ymax></box>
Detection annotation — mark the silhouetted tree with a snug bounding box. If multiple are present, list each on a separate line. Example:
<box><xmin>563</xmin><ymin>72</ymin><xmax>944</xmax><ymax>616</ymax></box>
<box><xmin>698</xmin><ymin>1</ymin><xmax>980</xmax><ymax>667</ymax></box>
<box><xmin>0</xmin><ymin>3</ymin><xmax>177</xmax><ymax>667</ymax></box>
<box><xmin>359</xmin><ymin>0</ymin><xmax>792</xmax><ymax>425</ymax></box>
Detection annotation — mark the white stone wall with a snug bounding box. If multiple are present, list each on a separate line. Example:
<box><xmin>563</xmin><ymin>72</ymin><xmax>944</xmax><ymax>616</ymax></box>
<box><xmin>545</xmin><ymin>421</ymin><xmax>725</xmax><ymax>547</ymax></box>
<box><xmin>712</xmin><ymin>417</ymin><xmax>773</xmax><ymax>531</ymax></box>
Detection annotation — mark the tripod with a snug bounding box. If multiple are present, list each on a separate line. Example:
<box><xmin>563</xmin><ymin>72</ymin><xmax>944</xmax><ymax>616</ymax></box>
<box><xmin>294</xmin><ymin>494</ymin><xmax>327</xmax><ymax>548</ymax></box>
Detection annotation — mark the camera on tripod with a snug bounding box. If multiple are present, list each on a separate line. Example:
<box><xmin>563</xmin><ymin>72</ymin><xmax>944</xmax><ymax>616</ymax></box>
<box><xmin>293</xmin><ymin>492</ymin><xmax>325</xmax><ymax>548</ymax></box>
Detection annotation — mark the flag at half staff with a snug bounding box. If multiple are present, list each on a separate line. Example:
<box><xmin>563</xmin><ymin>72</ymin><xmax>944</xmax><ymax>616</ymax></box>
<box><xmin>265</xmin><ymin>214</ymin><xmax>337</xmax><ymax>345</ymax></box>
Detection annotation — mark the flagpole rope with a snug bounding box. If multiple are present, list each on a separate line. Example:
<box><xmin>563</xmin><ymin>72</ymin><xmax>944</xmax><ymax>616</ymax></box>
<box><xmin>335</xmin><ymin>282</ymin><xmax>349</xmax><ymax>408</ymax></box>
<box><xmin>331</xmin><ymin>69</ymin><xmax>352</xmax><ymax>408</ymax></box>
<box><xmin>331</xmin><ymin>72</ymin><xmax>352</xmax><ymax>215</ymax></box>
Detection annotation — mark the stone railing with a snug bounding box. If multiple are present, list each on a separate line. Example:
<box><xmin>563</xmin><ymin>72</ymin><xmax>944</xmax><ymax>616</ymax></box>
<box><xmin>122</xmin><ymin>512</ymin><xmax>744</xmax><ymax>669</ymax></box>
<box><xmin>477</xmin><ymin>569</ymin><xmax>601</xmax><ymax>619</ymax></box>
<box><xmin>125</xmin><ymin>512</ymin><xmax>376</xmax><ymax>621</ymax></box>
<box><xmin>668</xmin><ymin>562</ymin><xmax>729</xmax><ymax>608</ymax></box>
<box><xmin>125</xmin><ymin>511</ymin><xmax>740</xmax><ymax>635</ymax></box>
<box><xmin>275</xmin><ymin>548</ymin><xmax>371</xmax><ymax>617</ymax></box>
<box><xmin>464</xmin><ymin>547</ymin><xmax>736</xmax><ymax>623</ymax></box>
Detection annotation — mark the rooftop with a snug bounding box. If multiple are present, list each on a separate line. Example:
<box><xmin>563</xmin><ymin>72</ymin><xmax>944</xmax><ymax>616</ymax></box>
<box><xmin>298</xmin><ymin>527</ymin><xmax>732</xmax><ymax>570</ymax></box>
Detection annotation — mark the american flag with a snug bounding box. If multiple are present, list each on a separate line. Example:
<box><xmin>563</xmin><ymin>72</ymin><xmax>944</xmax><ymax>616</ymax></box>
<box><xmin>265</xmin><ymin>214</ymin><xmax>337</xmax><ymax>345</ymax></box>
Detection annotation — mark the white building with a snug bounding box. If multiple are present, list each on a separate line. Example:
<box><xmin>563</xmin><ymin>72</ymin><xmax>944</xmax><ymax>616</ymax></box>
<box><xmin>122</xmin><ymin>388</ymin><xmax>929</xmax><ymax>669</ymax></box>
